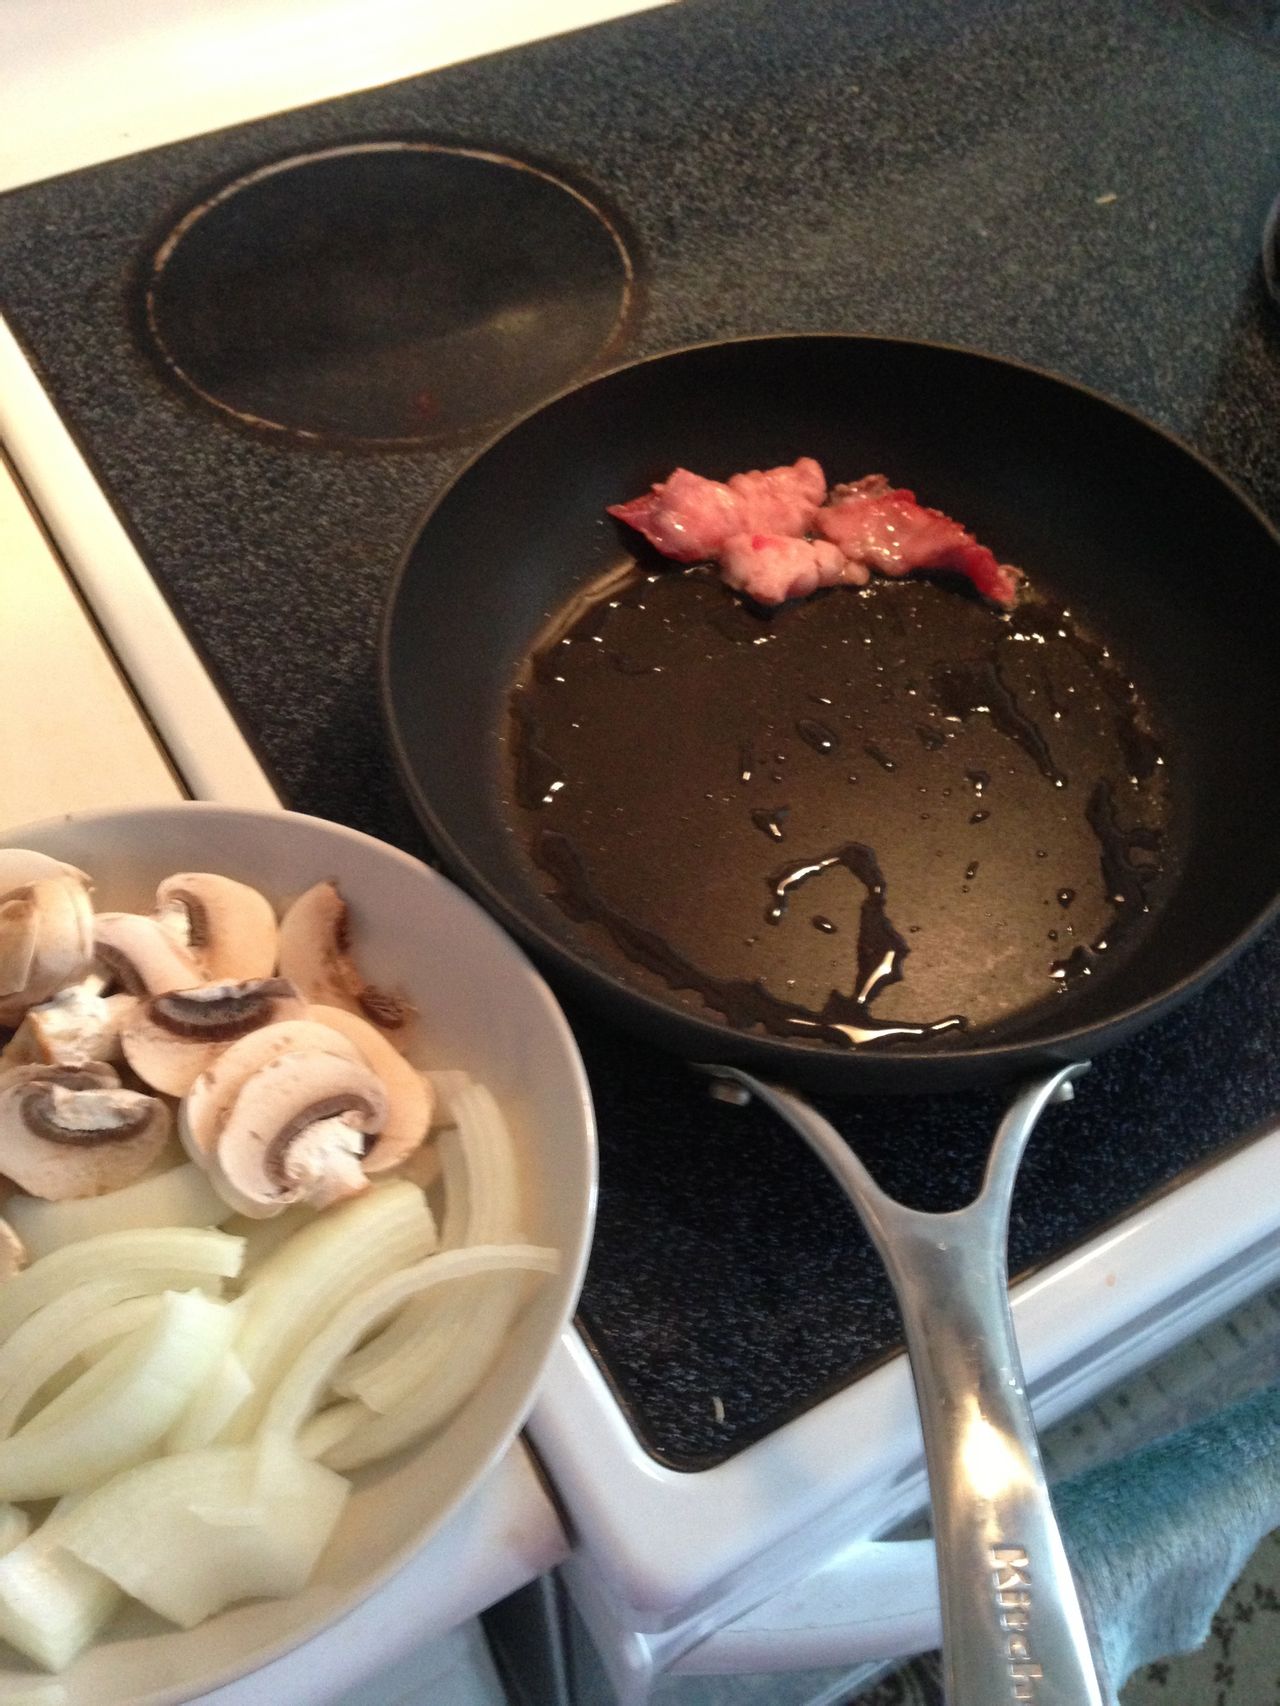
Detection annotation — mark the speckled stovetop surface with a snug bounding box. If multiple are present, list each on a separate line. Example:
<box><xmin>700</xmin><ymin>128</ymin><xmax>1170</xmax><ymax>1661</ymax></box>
<box><xmin>2</xmin><ymin>0</ymin><xmax>1279</xmax><ymax>1467</ymax></box>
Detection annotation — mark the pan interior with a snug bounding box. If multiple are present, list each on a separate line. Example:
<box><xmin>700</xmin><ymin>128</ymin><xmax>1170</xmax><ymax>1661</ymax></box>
<box><xmin>383</xmin><ymin>338</ymin><xmax>1280</xmax><ymax>1070</ymax></box>
<box><xmin>503</xmin><ymin>561</ymin><xmax>1172</xmax><ymax>1046</ymax></box>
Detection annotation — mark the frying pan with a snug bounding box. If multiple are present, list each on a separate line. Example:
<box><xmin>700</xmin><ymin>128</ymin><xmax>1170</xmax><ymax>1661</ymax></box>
<box><xmin>381</xmin><ymin>337</ymin><xmax>1280</xmax><ymax>1703</ymax></box>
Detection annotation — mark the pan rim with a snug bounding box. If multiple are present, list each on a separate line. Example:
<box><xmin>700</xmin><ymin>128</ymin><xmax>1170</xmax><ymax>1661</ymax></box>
<box><xmin>378</xmin><ymin>331</ymin><xmax>1280</xmax><ymax>1076</ymax></box>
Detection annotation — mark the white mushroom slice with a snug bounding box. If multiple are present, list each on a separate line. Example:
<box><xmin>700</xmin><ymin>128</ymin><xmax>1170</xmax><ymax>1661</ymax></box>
<box><xmin>154</xmin><ymin>873</ymin><xmax>278</xmax><ymax>982</ymax></box>
<box><xmin>1</xmin><ymin>987</ymin><xmax>138</xmax><ymax>1070</ymax></box>
<box><xmin>0</xmin><ymin>1060</ymin><xmax>117</xmax><ymax>1098</ymax></box>
<box><xmin>0</xmin><ymin>879</ymin><xmax>95</xmax><ymax>1028</ymax></box>
<box><xmin>92</xmin><ymin>913</ymin><xmax>202</xmax><ymax>998</ymax></box>
<box><xmin>0</xmin><ymin>1220</ymin><xmax>26</xmax><ymax>1278</ymax></box>
<box><xmin>0</xmin><ymin>1065</ymin><xmax>172</xmax><ymax>1200</ymax></box>
<box><xmin>121</xmin><ymin>979</ymin><xmax>307</xmax><ymax>1098</ymax></box>
<box><xmin>277</xmin><ymin>882</ymin><xmax>413</xmax><ymax>1035</ymax></box>
<box><xmin>306</xmin><ymin>1004</ymin><xmax>433</xmax><ymax>1173</ymax></box>
<box><xmin>180</xmin><ymin>1019</ymin><xmax>363</xmax><ymax>1164</ymax></box>
<box><xmin>209</xmin><ymin>1050</ymin><xmax>390</xmax><ymax>1217</ymax></box>
<box><xmin>0</xmin><ymin>851</ymin><xmax>90</xmax><ymax>892</ymax></box>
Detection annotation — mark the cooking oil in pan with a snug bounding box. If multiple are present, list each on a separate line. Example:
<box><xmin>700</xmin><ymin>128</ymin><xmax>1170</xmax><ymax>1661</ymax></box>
<box><xmin>503</xmin><ymin>566</ymin><xmax>1171</xmax><ymax>1046</ymax></box>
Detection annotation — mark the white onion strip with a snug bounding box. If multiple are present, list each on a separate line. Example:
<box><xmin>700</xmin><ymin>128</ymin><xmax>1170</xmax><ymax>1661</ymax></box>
<box><xmin>0</xmin><ymin>1292</ymin><xmax>235</xmax><ymax>1499</ymax></box>
<box><xmin>0</xmin><ymin>1230</ymin><xmax>244</xmax><ymax>1340</ymax></box>
<box><xmin>218</xmin><ymin>1181</ymin><xmax>436</xmax><ymax>1444</ymax></box>
<box><xmin>260</xmin><ymin>1244</ymin><xmax>558</xmax><ymax>1443</ymax></box>
<box><xmin>6</xmin><ymin>1165</ymin><xmax>233</xmax><ymax>1260</ymax></box>
<box><xmin>336</xmin><ymin>1081</ymin><xmax>521</xmax><ymax>1401</ymax></box>
<box><xmin>0</xmin><ymin>1294</ymin><xmax>163</xmax><ymax>1439</ymax></box>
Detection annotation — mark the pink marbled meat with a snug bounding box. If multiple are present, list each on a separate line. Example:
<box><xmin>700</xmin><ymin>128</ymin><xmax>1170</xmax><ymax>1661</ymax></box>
<box><xmin>606</xmin><ymin>457</ymin><xmax>826</xmax><ymax>564</ymax></box>
<box><xmin>815</xmin><ymin>475</ymin><xmax>1023</xmax><ymax>609</ymax></box>
<box><xmin>719</xmin><ymin>532</ymin><xmax>857</xmax><ymax>605</ymax></box>
<box><xmin>608</xmin><ymin>462</ymin><xmax>1023</xmax><ymax>608</ymax></box>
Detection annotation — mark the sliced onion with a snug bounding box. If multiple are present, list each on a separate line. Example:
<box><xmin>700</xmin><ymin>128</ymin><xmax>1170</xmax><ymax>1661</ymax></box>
<box><xmin>0</xmin><ymin>1294</ymin><xmax>163</xmax><ymax>1438</ymax></box>
<box><xmin>57</xmin><ymin>1440</ymin><xmax>349</xmax><ymax>1630</ymax></box>
<box><xmin>0</xmin><ymin>1291</ymin><xmax>235</xmax><ymax>1499</ymax></box>
<box><xmin>6</xmin><ymin>1165</ymin><xmax>233</xmax><ymax>1260</ymax></box>
<box><xmin>219</xmin><ymin>1181</ymin><xmax>435</xmax><ymax>1443</ymax></box>
<box><xmin>0</xmin><ymin>1229</ymin><xmax>244</xmax><ymax>1340</ymax></box>
<box><xmin>220</xmin><ymin>1204</ymin><xmax>315</xmax><ymax>1274</ymax></box>
<box><xmin>0</xmin><ymin>1505</ymin><xmax>29</xmax><ymax>1556</ymax></box>
<box><xmin>297</xmin><ymin>1401</ymin><xmax>366</xmax><ymax>1461</ymax></box>
<box><xmin>337</xmin><ymin>1081</ymin><xmax>521</xmax><ymax>1396</ymax></box>
<box><xmin>324</xmin><ymin>1273</ymin><xmax>545</xmax><ymax>1471</ymax></box>
<box><xmin>165</xmin><ymin>1343</ymin><xmax>253</xmax><ymax>1454</ymax></box>
<box><xmin>333</xmin><ymin>1268</ymin><xmax>528</xmax><ymax>1414</ymax></box>
<box><xmin>0</xmin><ymin>1499</ymin><xmax>120</xmax><ymax>1673</ymax></box>
<box><xmin>260</xmin><ymin>1244</ymin><xmax>558</xmax><ymax>1443</ymax></box>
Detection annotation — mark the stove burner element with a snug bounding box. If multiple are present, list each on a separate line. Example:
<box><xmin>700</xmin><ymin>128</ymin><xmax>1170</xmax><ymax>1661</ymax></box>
<box><xmin>142</xmin><ymin>143</ymin><xmax>636</xmax><ymax>445</ymax></box>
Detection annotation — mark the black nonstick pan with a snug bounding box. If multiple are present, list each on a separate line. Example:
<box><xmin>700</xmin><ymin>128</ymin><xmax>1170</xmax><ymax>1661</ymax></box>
<box><xmin>380</xmin><ymin>337</ymin><xmax>1280</xmax><ymax>1702</ymax></box>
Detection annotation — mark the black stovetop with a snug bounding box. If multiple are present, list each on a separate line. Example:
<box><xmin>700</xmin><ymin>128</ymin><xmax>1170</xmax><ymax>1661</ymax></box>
<box><xmin>2</xmin><ymin>0</ymin><xmax>1278</xmax><ymax>1467</ymax></box>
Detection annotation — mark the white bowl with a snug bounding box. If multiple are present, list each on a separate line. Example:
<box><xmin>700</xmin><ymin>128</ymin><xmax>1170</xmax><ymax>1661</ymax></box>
<box><xmin>0</xmin><ymin>803</ymin><xmax>597</xmax><ymax>1704</ymax></box>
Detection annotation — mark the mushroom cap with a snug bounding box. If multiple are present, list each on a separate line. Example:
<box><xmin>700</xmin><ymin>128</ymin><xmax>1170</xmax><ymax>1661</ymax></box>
<box><xmin>306</xmin><ymin>1004</ymin><xmax>433</xmax><ymax>1173</ymax></box>
<box><xmin>0</xmin><ymin>851</ymin><xmax>91</xmax><ymax>892</ymax></box>
<box><xmin>180</xmin><ymin>1018</ymin><xmax>363</xmax><ymax>1163</ymax></box>
<box><xmin>0</xmin><ymin>1062</ymin><xmax>172</xmax><ymax>1200</ymax></box>
<box><xmin>121</xmin><ymin>978</ymin><xmax>307</xmax><ymax>1098</ymax></box>
<box><xmin>277</xmin><ymin>882</ymin><xmax>413</xmax><ymax>1033</ymax></box>
<box><xmin>209</xmin><ymin>1049</ymin><xmax>390</xmax><ymax>1217</ymax></box>
<box><xmin>0</xmin><ymin>877</ymin><xmax>96</xmax><ymax>1027</ymax></box>
<box><xmin>93</xmin><ymin>912</ymin><xmax>204</xmax><ymax>998</ymax></box>
<box><xmin>154</xmin><ymin>872</ymin><xmax>278</xmax><ymax>983</ymax></box>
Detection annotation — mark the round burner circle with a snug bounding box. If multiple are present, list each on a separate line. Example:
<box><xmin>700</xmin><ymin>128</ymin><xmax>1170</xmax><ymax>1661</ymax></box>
<box><xmin>142</xmin><ymin>143</ymin><xmax>637</xmax><ymax>445</ymax></box>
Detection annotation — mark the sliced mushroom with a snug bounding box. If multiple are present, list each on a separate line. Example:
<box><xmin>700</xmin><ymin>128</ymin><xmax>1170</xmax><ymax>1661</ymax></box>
<box><xmin>306</xmin><ymin>1004</ymin><xmax>433</xmax><ymax>1173</ymax></box>
<box><xmin>0</xmin><ymin>1219</ymin><xmax>26</xmax><ymax>1278</ymax></box>
<box><xmin>121</xmin><ymin>978</ymin><xmax>307</xmax><ymax>1098</ymax></box>
<box><xmin>153</xmin><ymin>873</ymin><xmax>278</xmax><ymax>982</ymax></box>
<box><xmin>0</xmin><ymin>877</ymin><xmax>96</xmax><ymax>1027</ymax></box>
<box><xmin>0</xmin><ymin>1063</ymin><xmax>172</xmax><ymax>1199</ymax></box>
<box><xmin>277</xmin><ymin>882</ymin><xmax>413</xmax><ymax>1034</ymax></box>
<box><xmin>180</xmin><ymin>1018</ymin><xmax>363</xmax><ymax>1163</ymax></box>
<box><xmin>0</xmin><ymin>851</ymin><xmax>90</xmax><ymax>891</ymax></box>
<box><xmin>208</xmin><ymin>1050</ymin><xmax>389</xmax><ymax>1217</ymax></box>
<box><xmin>93</xmin><ymin>912</ymin><xmax>203</xmax><ymax>998</ymax></box>
<box><xmin>0</xmin><ymin>986</ymin><xmax>138</xmax><ymax>1069</ymax></box>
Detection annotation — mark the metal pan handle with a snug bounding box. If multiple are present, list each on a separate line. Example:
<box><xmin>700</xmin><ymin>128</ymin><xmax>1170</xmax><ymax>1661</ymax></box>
<box><xmin>708</xmin><ymin>1064</ymin><xmax>1104</xmax><ymax>1706</ymax></box>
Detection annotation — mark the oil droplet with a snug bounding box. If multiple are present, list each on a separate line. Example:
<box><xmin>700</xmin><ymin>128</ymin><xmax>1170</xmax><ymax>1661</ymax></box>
<box><xmin>965</xmin><ymin>861</ymin><xmax>979</xmax><ymax>880</ymax></box>
<box><xmin>1048</xmin><ymin>929</ymin><xmax>1059</xmax><ymax>942</ymax></box>
<box><xmin>738</xmin><ymin>744</ymin><xmax>753</xmax><ymax>784</ymax></box>
<box><xmin>1057</xmin><ymin>888</ymin><xmax>1076</xmax><ymax>908</ymax></box>
<box><xmin>865</xmin><ymin>743</ymin><xmax>896</xmax><ymax>772</ymax></box>
<box><xmin>916</xmin><ymin>724</ymin><xmax>946</xmax><ymax>751</ymax></box>
<box><xmin>750</xmin><ymin>806</ymin><xmax>790</xmax><ymax>842</ymax></box>
<box><xmin>965</xmin><ymin>769</ymin><xmax>990</xmax><ymax>795</ymax></box>
<box><xmin>812</xmin><ymin>915</ymin><xmax>838</xmax><ymax>933</ymax></box>
<box><xmin>970</xmin><ymin>810</ymin><xmax>990</xmax><ymax>825</ymax></box>
<box><xmin>796</xmin><ymin>718</ymin><xmax>839</xmax><ymax>753</ymax></box>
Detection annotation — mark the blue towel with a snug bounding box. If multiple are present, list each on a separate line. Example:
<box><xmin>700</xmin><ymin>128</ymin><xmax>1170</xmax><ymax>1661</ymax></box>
<box><xmin>1055</xmin><ymin>1379</ymin><xmax>1280</xmax><ymax>1701</ymax></box>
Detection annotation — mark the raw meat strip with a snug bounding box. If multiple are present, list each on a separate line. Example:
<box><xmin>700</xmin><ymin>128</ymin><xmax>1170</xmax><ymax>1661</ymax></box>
<box><xmin>815</xmin><ymin>476</ymin><xmax>1023</xmax><ymax>608</ymax></box>
<box><xmin>719</xmin><ymin>533</ymin><xmax>858</xmax><ymax>604</ymax></box>
<box><xmin>606</xmin><ymin>457</ymin><xmax>826</xmax><ymax>564</ymax></box>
